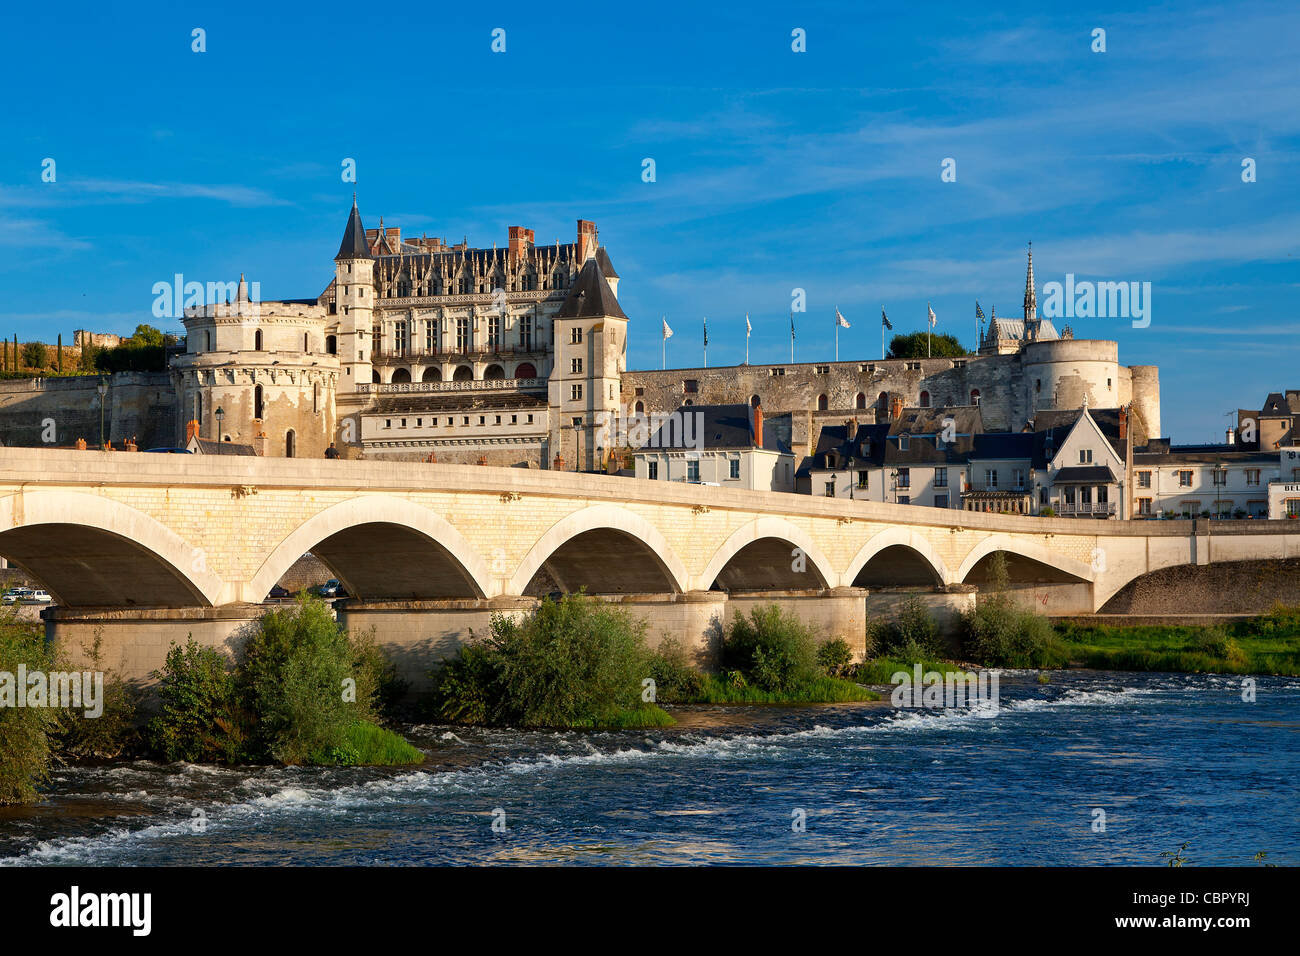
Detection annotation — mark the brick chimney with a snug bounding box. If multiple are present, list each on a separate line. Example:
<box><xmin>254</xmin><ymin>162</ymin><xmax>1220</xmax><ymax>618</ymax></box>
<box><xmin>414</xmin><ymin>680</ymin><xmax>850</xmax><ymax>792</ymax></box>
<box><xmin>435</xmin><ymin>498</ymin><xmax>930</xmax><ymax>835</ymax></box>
<box><xmin>753</xmin><ymin>402</ymin><xmax>764</xmax><ymax>449</ymax></box>
<box><xmin>576</xmin><ymin>220</ymin><xmax>597</xmax><ymax>262</ymax></box>
<box><xmin>478</xmin><ymin>454</ymin><xmax>488</xmax><ymax>466</ymax></box>
<box><xmin>508</xmin><ymin>226</ymin><xmax>534</xmax><ymax>261</ymax></box>
<box><xmin>553</xmin><ymin>453</ymin><xmax>565</xmax><ymax>471</ymax></box>
<box><xmin>1118</xmin><ymin>406</ymin><xmax>1128</xmax><ymax>441</ymax></box>
<box><xmin>890</xmin><ymin>396</ymin><xmax>904</xmax><ymax>421</ymax></box>
<box><xmin>186</xmin><ymin>419</ymin><xmax>200</xmax><ymax>444</ymax></box>
<box><xmin>75</xmin><ymin>438</ymin><xmax>87</xmax><ymax>450</ymax></box>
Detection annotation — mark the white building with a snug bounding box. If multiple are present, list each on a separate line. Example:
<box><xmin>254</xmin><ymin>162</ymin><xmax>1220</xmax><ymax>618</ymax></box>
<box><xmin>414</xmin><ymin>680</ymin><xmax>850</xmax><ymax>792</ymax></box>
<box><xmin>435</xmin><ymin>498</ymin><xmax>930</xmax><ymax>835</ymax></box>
<box><xmin>633</xmin><ymin>403</ymin><xmax>795</xmax><ymax>492</ymax></box>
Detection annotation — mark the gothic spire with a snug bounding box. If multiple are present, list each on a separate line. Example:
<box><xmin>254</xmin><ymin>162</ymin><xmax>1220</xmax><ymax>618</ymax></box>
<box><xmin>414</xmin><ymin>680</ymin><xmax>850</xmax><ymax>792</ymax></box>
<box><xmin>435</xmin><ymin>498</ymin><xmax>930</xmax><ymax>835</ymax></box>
<box><xmin>1023</xmin><ymin>242</ymin><xmax>1036</xmax><ymax>320</ymax></box>
<box><xmin>335</xmin><ymin>198</ymin><xmax>373</xmax><ymax>261</ymax></box>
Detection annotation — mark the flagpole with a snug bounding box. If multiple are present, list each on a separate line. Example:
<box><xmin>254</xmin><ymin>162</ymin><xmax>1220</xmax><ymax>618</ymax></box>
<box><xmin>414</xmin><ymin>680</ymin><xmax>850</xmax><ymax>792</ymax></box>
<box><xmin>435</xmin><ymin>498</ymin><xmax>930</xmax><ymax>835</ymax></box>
<box><xmin>790</xmin><ymin>311</ymin><xmax>794</xmax><ymax>363</ymax></box>
<box><xmin>745</xmin><ymin>313</ymin><xmax>750</xmax><ymax>365</ymax></box>
<box><xmin>662</xmin><ymin>316</ymin><xmax>666</xmax><ymax>370</ymax></box>
<box><xmin>881</xmin><ymin>305</ymin><xmax>885</xmax><ymax>360</ymax></box>
<box><xmin>835</xmin><ymin>310</ymin><xmax>839</xmax><ymax>363</ymax></box>
<box><xmin>703</xmin><ymin>317</ymin><xmax>707</xmax><ymax>369</ymax></box>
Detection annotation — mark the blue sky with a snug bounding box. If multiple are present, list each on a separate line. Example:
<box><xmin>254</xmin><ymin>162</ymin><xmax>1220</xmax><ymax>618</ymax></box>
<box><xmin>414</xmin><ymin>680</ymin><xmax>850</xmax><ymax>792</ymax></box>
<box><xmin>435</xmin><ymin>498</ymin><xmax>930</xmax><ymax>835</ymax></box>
<box><xmin>3</xmin><ymin>0</ymin><xmax>1296</xmax><ymax>441</ymax></box>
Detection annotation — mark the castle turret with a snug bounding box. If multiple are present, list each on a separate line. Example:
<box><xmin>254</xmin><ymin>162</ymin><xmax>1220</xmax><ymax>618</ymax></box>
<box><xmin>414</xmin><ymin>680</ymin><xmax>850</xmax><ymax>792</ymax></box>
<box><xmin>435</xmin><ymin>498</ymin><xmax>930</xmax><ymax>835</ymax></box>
<box><xmin>1023</xmin><ymin>242</ymin><xmax>1037</xmax><ymax>320</ymax></box>
<box><xmin>334</xmin><ymin>198</ymin><xmax>375</xmax><ymax>401</ymax></box>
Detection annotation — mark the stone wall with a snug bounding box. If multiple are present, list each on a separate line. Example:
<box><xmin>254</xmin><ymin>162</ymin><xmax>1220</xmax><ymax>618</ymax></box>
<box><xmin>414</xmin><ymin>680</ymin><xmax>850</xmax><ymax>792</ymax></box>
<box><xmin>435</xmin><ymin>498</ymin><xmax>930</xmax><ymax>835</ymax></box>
<box><xmin>0</xmin><ymin>372</ymin><xmax>176</xmax><ymax>448</ymax></box>
<box><xmin>621</xmin><ymin>338</ymin><xmax>1156</xmax><ymax>457</ymax></box>
<box><xmin>1098</xmin><ymin>558</ymin><xmax>1300</xmax><ymax>615</ymax></box>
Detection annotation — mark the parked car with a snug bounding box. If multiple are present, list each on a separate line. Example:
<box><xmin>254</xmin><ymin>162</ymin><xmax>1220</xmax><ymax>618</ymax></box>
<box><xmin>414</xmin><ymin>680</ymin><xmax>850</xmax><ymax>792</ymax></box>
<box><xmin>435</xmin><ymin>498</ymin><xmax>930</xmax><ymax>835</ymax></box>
<box><xmin>27</xmin><ymin>589</ymin><xmax>51</xmax><ymax>604</ymax></box>
<box><xmin>317</xmin><ymin>579</ymin><xmax>341</xmax><ymax>597</ymax></box>
<box><xmin>2</xmin><ymin>587</ymin><xmax>32</xmax><ymax>605</ymax></box>
<box><xmin>267</xmin><ymin>585</ymin><xmax>290</xmax><ymax>600</ymax></box>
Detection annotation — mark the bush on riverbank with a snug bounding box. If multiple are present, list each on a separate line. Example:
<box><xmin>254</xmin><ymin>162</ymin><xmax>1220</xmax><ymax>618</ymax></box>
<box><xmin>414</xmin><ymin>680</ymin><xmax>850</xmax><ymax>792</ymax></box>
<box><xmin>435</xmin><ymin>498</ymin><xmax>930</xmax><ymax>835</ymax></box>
<box><xmin>147</xmin><ymin>596</ymin><xmax>422</xmax><ymax>766</ymax></box>
<box><xmin>0</xmin><ymin>617</ymin><xmax>60</xmax><ymax>805</ymax></box>
<box><xmin>426</xmin><ymin>593</ymin><xmax>674</xmax><ymax>729</ymax></box>
<box><xmin>876</xmin><ymin>595</ymin><xmax>946</xmax><ymax>663</ymax></box>
<box><xmin>961</xmin><ymin>554</ymin><xmax>1068</xmax><ymax>668</ymax></box>
<box><xmin>705</xmin><ymin>604</ymin><xmax>876</xmax><ymax>702</ymax></box>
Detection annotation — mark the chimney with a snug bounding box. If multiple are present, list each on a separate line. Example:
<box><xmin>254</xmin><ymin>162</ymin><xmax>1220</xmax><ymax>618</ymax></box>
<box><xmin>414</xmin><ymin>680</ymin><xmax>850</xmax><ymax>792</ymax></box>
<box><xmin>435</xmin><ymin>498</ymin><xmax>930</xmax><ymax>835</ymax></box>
<box><xmin>576</xmin><ymin>220</ymin><xmax>597</xmax><ymax>261</ymax></box>
<box><xmin>186</xmin><ymin>419</ymin><xmax>200</xmax><ymax>443</ymax></box>
<box><xmin>478</xmin><ymin>454</ymin><xmax>488</xmax><ymax>466</ymax></box>
<box><xmin>553</xmin><ymin>453</ymin><xmax>565</xmax><ymax>471</ymax></box>
<box><xmin>508</xmin><ymin>226</ymin><xmax>532</xmax><ymax>261</ymax></box>
<box><xmin>753</xmin><ymin>402</ymin><xmax>764</xmax><ymax>449</ymax></box>
<box><xmin>1118</xmin><ymin>406</ymin><xmax>1128</xmax><ymax>441</ymax></box>
<box><xmin>890</xmin><ymin>396</ymin><xmax>904</xmax><ymax>421</ymax></box>
<box><xmin>75</xmin><ymin>438</ymin><xmax>87</xmax><ymax>451</ymax></box>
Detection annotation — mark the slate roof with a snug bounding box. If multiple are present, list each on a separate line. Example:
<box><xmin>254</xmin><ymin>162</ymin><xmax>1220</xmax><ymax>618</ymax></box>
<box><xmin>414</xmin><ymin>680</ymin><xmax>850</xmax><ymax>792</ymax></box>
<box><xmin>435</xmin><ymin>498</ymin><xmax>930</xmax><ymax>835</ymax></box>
<box><xmin>1053</xmin><ymin>465</ymin><xmax>1117</xmax><ymax>483</ymax></box>
<box><xmin>645</xmin><ymin>404</ymin><xmax>791</xmax><ymax>454</ymax></box>
<box><xmin>335</xmin><ymin>201</ymin><xmax>373</xmax><ymax>261</ymax></box>
<box><xmin>985</xmin><ymin>316</ymin><xmax>1060</xmax><ymax>342</ymax></box>
<box><xmin>595</xmin><ymin>246</ymin><xmax>619</xmax><ymax>279</ymax></box>
<box><xmin>188</xmin><ymin>437</ymin><xmax>257</xmax><ymax>456</ymax></box>
<box><xmin>1032</xmin><ymin>407</ymin><xmax>1126</xmax><ymax>459</ymax></box>
<box><xmin>555</xmin><ymin>258</ymin><xmax>627</xmax><ymax>319</ymax></box>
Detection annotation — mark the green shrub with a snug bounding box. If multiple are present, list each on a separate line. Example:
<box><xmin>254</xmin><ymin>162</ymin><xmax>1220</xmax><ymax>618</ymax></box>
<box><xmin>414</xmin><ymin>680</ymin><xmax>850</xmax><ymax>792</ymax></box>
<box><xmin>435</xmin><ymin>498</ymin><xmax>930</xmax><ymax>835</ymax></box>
<box><xmin>0</xmin><ymin>617</ymin><xmax>60</xmax><ymax>805</ymax></box>
<box><xmin>816</xmin><ymin>637</ymin><xmax>855</xmax><ymax>678</ymax></box>
<box><xmin>147</xmin><ymin>637</ymin><xmax>250</xmax><ymax>764</ymax></box>
<box><xmin>879</xmin><ymin>595</ymin><xmax>944</xmax><ymax>662</ymax></box>
<box><xmin>55</xmin><ymin>630</ymin><xmax>139</xmax><ymax>760</ymax></box>
<box><xmin>427</xmin><ymin>592</ymin><xmax>670</xmax><ymax>729</ymax></box>
<box><xmin>646</xmin><ymin>637</ymin><xmax>706</xmax><ymax>703</ymax></box>
<box><xmin>961</xmin><ymin>553</ymin><xmax>1067</xmax><ymax>668</ymax></box>
<box><xmin>721</xmin><ymin>604</ymin><xmax>820</xmax><ymax>693</ymax></box>
<box><xmin>310</xmin><ymin>720</ymin><xmax>424</xmax><ymax>766</ymax></box>
<box><xmin>239</xmin><ymin>597</ymin><xmax>369</xmax><ymax>764</ymax></box>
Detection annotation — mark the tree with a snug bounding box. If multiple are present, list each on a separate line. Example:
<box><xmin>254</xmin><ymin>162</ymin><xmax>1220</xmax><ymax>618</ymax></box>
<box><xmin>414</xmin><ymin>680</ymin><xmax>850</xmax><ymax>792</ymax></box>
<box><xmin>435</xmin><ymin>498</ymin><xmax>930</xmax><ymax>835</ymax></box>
<box><xmin>21</xmin><ymin>342</ymin><xmax>47</xmax><ymax>369</ymax></box>
<box><xmin>886</xmin><ymin>332</ymin><xmax>968</xmax><ymax>359</ymax></box>
<box><xmin>129</xmin><ymin>324</ymin><xmax>165</xmax><ymax>347</ymax></box>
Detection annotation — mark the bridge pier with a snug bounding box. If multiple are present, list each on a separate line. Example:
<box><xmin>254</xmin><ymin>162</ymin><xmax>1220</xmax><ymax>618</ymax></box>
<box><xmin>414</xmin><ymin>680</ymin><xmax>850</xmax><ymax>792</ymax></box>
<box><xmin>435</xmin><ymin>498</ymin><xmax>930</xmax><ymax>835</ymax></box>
<box><xmin>43</xmin><ymin>603</ymin><xmax>269</xmax><ymax>690</ymax></box>
<box><xmin>722</xmin><ymin>587</ymin><xmax>871</xmax><ymax>657</ymax></box>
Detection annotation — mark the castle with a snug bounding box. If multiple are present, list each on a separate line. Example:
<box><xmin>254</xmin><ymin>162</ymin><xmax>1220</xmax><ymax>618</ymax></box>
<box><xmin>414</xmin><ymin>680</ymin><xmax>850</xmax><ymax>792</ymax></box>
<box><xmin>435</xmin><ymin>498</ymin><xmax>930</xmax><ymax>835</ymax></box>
<box><xmin>0</xmin><ymin>203</ymin><xmax>1160</xmax><ymax>470</ymax></box>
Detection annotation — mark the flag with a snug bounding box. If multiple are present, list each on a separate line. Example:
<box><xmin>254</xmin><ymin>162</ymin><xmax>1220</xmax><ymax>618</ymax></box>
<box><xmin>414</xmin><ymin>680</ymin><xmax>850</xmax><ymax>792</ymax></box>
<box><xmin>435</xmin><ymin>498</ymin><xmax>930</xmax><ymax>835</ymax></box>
<box><xmin>703</xmin><ymin>317</ymin><xmax>708</xmax><ymax>348</ymax></box>
<box><xmin>835</xmin><ymin>308</ymin><xmax>850</xmax><ymax>329</ymax></box>
<box><xmin>745</xmin><ymin>314</ymin><xmax>752</xmax><ymax>334</ymax></box>
<box><xmin>881</xmin><ymin>307</ymin><xmax>892</xmax><ymax>330</ymax></box>
<box><xmin>790</xmin><ymin>313</ymin><xmax>796</xmax><ymax>341</ymax></box>
<box><xmin>662</xmin><ymin>318</ymin><xmax>673</xmax><ymax>340</ymax></box>
<box><xmin>928</xmin><ymin>303</ymin><xmax>937</xmax><ymax>328</ymax></box>
<box><xmin>975</xmin><ymin>301</ymin><xmax>986</xmax><ymax>320</ymax></box>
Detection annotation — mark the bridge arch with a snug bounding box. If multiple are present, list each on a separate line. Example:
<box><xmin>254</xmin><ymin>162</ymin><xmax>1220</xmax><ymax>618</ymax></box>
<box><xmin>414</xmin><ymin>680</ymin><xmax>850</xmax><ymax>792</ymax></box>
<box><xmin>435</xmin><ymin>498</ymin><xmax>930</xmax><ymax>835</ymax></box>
<box><xmin>508</xmin><ymin>504</ymin><xmax>689</xmax><ymax>595</ymax></box>
<box><xmin>249</xmin><ymin>496</ymin><xmax>494</xmax><ymax>603</ymax></box>
<box><xmin>843</xmin><ymin>527</ymin><xmax>952</xmax><ymax>587</ymax></box>
<box><xmin>0</xmin><ymin>491</ymin><xmax>223</xmax><ymax>607</ymax></box>
<box><xmin>697</xmin><ymin>516</ymin><xmax>836</xmax><ymax>591</ymax></box>
<box><xmin>955</xmin><ymin>534</ymin><xmax>1096</xmax><ymax>585</ymax></box>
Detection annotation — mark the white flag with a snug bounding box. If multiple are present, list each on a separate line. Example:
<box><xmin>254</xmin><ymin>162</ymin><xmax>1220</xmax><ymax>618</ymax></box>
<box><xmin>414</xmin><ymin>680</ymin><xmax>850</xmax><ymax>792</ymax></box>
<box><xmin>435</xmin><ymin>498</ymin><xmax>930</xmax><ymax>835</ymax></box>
<box><xmin>835</xmin><ymin>308</ymin><xmax>850</xmax><ymax>328</ymax></box>
<box><xmin>662</xmin><ymin>318</ymin><xmax>673</xmax><ymax>340</ymax></box>
<box><xmin>745</xmin><ymin>313</ymin><xmax>752</xmax><ymax>334</ymax></box>
<box><xmin>927</xmin><ymin>303</ymin><xmax>937</xmax><ymax>328</ymax></box>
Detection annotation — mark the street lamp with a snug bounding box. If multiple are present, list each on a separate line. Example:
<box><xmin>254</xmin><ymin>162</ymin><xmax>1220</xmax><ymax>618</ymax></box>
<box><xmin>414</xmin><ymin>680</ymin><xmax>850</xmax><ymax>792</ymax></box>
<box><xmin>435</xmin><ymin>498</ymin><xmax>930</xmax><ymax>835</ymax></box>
<box><xmin>215</xmin><ymin>406</ymin><xmax>225</xmax><ymax>441</ymax></box>
<box><xmin>96</xmin><ymin>377</ymin><xmax>108</xmax><ymax>448</ymax></box>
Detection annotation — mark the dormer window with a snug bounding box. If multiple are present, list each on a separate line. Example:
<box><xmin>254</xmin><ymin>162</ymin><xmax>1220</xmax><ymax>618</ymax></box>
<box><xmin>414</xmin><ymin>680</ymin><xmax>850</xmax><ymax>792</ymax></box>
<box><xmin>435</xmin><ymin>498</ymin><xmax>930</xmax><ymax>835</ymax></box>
<box><xmin>899</xmin><ymin>434</ymin><xmax>910</xmax><ymax>451</ymax></box>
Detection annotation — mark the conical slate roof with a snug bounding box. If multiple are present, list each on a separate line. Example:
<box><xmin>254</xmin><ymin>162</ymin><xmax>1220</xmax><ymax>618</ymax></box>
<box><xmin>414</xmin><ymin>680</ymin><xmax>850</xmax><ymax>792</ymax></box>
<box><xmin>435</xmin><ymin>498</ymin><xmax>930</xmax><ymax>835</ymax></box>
<box><xmin>555</xmin><ymin>258</ymin><xmax>626</xmax><ymax>319</ymax></box>
<box><xmin>335</xmin><ymin>200</ymin><xmax>373</xmax><ymax>261</ymax></box>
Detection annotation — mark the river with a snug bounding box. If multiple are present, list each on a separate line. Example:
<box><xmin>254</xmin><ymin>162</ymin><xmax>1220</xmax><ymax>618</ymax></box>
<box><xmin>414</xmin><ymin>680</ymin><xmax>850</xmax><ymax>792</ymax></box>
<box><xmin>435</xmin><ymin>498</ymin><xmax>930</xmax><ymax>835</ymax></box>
<box><xmin>2</xmin><ymin>669</ymin><xmax>1296</xmax><ymax>866</ymax></box>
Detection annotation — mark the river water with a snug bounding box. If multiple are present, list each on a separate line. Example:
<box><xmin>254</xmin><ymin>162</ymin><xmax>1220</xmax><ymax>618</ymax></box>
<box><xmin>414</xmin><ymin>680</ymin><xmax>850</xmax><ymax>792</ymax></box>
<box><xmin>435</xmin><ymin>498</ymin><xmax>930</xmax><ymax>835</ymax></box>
<box><xmin>2</xmin><ymin>670</ymin><xmax>1296</xmax><ymax>866</ymax></box>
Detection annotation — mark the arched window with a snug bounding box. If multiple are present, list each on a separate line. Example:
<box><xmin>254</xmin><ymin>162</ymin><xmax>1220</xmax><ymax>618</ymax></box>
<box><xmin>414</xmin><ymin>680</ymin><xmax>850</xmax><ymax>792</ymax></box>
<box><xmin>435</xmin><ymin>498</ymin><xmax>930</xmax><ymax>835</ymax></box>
<box><xmin>855</xmin><ymin>392</ymin><xmax>866</xmax><ymax>409</ymax></box>
<box><xmin>751</xmin><ymin>394</ymin><xmax>761</xmax><ymax>408</ymax></box>
<box><xmin>325</xmin><ymin>335</ymin><xmax>337</xmax><ymax>355</ymax></box>
<box><xmin>390</xmin><ymin>368</ymin><xmax>411</xmax><ymax>384</ymax></box>
<box><xmin>285</xmin><ymin>430</ymin><xmax>295</xmax><ymax>458</ymax></box>
<box><xmin>422</xmin><ymin>367</ymin><xmax>442</xmax><ymax>382</ymax></box>
<box><xmin>515</xmin><ymin>362</ymin><xmax>537</xmax><ymax>379</ymax></box>
<box><xmin>919</xmin><ymin>390</ymin><xmax>931</xmax><ymax>408</ymax></box>
<box><xmin>483</xmin><ymin>364</ymin><xmax>505</xmax><ymax>380</ymax></box>
<box><xmin>970</xmin><ymin>389</ymin><xmax>981</xmax><ymax>405</ymax></box>
<box><xmin>817</xmin><ymin>394</ymin><xmax>828</xmax><ymax>411</ymax></box>
<box><xmin>254</xmin><ymin>329</ymin><xmax>263</xmax><ymax>351</ymax></box>
<box><xmin>303</xmin><ymin>332</ymin><xmax>309</xmax><ymax>352</ymax></box>
<box><xmin>372</xmin><ymin>370</ymin><xmax>380</xmax><ymax>384</ymax></box>
<box><xmin>878</xmin><ymin>391</ymin><xmax>888</xmax><ymax>409</ymax></box>
<box><xmin>453</xmin><ymin>365</ymin><xmax>473</xmax><ymax>381</ymax></box>
<box><xmin>254</xmin><ymin>384</ymin><xmax>264</xmax><ymax>419</ymax></box>
<box><xmin>634</xmin><ymin>401</ymin><xmax>645</xmax><ymax>414</ymax></box>
<box><xmin>206</xmin><ymin>330</ymin><xmax>213</xmax><ymax>351</ymax></box>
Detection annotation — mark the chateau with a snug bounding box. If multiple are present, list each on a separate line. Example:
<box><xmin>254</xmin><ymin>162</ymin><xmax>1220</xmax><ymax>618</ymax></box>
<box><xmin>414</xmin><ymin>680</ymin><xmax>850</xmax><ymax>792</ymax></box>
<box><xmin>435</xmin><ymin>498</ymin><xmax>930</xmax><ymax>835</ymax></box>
<box><xmin>0</xmin><ymin>203</ymin><xmax>1162</xmax><ymax>483</ymax></box>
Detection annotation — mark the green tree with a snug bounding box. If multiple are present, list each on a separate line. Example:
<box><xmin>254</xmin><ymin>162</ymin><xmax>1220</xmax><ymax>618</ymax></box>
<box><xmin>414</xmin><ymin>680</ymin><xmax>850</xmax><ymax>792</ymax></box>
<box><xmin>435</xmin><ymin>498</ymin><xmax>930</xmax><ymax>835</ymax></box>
<box><xmin>886</xmin><ymin>332</ymin><xmax>969</xmax><ymax>359</ymax></box>
<box><xmin>21</xmin><ymin>342</ymin><xmax>47</xmax><ymax>369</ymax></box>
<box><xmin>129</xmin><ymin>324</ymin><xmax>166</xmax><ymax>347</ymax></box>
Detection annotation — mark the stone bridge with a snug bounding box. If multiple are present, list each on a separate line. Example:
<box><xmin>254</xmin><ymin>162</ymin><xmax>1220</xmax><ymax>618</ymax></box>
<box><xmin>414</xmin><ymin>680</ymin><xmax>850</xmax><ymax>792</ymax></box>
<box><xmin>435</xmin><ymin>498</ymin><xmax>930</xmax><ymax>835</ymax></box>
<box><xmin>3</xmin><ymin>448</ymin><xmax>1298</xmax><ymax>685</ymax></box>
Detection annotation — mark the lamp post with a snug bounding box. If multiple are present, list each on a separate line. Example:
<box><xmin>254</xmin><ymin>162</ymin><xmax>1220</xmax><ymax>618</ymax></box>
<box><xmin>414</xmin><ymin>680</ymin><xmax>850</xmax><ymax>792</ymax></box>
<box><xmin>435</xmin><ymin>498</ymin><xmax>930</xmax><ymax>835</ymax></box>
<box><xmin>215</xmin><ymin>406</ymin><xmax>225</xmax><ymax>442</ymax></box>
<box><xmin>96</xmin><ymin>377</ymin><xmax>108</xmax><ymax>448</ymax></box>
